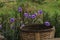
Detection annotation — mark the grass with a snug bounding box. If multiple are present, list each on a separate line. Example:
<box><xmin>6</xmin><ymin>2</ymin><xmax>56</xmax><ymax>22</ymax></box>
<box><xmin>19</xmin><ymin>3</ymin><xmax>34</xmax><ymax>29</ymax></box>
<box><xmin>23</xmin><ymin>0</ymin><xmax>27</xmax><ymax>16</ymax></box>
<box><xmin>0</xmin><ymin>0</ymin><xmax>60</xmax><ymax>15</ymax></box>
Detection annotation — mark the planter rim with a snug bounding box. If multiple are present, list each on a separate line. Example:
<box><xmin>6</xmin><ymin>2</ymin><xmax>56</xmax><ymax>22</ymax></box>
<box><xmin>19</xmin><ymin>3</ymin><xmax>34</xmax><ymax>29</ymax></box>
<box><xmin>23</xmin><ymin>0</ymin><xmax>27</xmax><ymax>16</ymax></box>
<box><xmin>20</xmin><ymin>24</ymin><xmax>55</xmax><ymax>32</ymax></box>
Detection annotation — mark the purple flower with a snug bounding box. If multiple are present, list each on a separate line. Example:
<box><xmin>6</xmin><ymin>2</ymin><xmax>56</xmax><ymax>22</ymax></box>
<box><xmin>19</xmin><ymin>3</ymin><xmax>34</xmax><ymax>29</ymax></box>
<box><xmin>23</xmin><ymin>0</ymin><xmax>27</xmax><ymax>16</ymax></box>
<box><xmin>38</xmin><ymin>10</ymin><xmax>43</xmax><ymax>14</ymax></box>
<box><xmin>18</xmin><ymin>7</ymin><xmax>22</xmax><ymax>12</ymax></box>
<box><xmin>44</xmin><ymin>21</ymin><xmax>50</xmax><ymax>26</ymax></box>
<box><xmin>24</xmin><ymin>13</ymin><xmax>29</xmax><ymax>17</ymax></box>
<box><xmin>30</xmin><ymin>14</ymin><xmax>36</xmax><ymax>19</ymax></box>
<box><xmin>10</xmin><ymin>18</ymin><xmax>15</xmax><ymax>23</ymax></box>
<box><xmin>0</xmin><ymin>25</ymin><xmax>2</xmax><ymax>29</ymax></box>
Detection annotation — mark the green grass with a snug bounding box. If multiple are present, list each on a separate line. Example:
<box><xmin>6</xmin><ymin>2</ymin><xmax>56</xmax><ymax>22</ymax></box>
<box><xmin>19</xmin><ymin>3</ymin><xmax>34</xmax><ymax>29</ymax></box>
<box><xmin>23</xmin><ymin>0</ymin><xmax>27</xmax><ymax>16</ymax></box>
<box><xmin>0</xmin><ymin>0</ymin><xmax>60</xmax><ymax>15</ymax></box>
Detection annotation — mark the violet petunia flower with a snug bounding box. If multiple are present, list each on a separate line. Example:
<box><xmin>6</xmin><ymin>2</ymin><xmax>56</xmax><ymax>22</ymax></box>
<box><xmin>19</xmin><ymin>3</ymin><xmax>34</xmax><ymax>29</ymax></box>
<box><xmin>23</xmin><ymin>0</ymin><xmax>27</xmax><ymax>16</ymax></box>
<box><xmin>31</xmin><ymin>14</ymin><xmax>36</xmax><ymax>19</ymax></box>
<box><xmin>38</xmin><ymin>10</ymin><xmax>43</xmax><ymax>14</ymax></box>
<box><xmin>44</xmin><ymin>21</ymin><xmax>50</xmax><ymax>26</ymax></box>
<box><xmin>24</xmin><ymin>13</ymin><xmax>29</xmax><ymax>18</ymax></box>
<box><xmin>10</xmin><ymin>18</ymin><xmax>15</xmax><ymax>23</ymax></box>
<box><xmin>18</xmin><ymin>7</ymin><xmax>22</xmax><ymax>12</ymax></box>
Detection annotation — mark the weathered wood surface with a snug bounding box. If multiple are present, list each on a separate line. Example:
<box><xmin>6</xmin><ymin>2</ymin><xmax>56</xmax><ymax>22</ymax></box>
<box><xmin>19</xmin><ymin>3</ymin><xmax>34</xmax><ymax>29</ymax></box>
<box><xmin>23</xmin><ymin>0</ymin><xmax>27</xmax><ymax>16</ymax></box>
<box><xmin>44</xmin><ymin>38</ymin><xmax>60</xmax><ymax>40</ymax></box>
<box><xmin>55</xmin><ymin>38</ymin><xmax>60</xmax><ymax>40</ymax></box>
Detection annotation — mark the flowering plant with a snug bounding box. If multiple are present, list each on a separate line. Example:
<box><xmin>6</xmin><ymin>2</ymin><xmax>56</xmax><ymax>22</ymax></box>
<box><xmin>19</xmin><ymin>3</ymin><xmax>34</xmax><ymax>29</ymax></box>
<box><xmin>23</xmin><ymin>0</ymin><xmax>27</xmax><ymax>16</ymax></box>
<box><xmin>17</xmin><ymin>6</ymin><xmax>51</xmax><ymax>27</ymax></box>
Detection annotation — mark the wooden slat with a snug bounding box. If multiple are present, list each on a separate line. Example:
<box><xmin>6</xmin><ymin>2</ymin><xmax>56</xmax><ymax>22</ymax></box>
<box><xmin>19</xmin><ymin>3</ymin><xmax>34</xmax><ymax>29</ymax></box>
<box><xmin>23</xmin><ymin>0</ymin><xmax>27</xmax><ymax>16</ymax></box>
<box><xmin>44</xmin><ymin>38</ymin><xmax>60</xmax><ymax>40</ymax></box>
<box><xmin>35</xmin><ymin>32</ymin><xmax>40</xmax><ymax>40</ymax></box>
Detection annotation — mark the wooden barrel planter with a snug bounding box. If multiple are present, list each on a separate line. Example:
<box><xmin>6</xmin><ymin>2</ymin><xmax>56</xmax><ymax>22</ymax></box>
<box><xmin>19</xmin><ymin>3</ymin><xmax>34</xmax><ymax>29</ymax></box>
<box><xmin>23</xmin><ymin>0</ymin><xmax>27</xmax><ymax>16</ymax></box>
<box><xmin>20</xmin><ymin>24</ymin><xmax>55</xmax><ymax>40</ymax></box>
<box><xmin>0</xmin><ymin>34</ymin><xmax>4</xmax><ymax>40</ymax></box>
